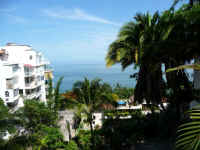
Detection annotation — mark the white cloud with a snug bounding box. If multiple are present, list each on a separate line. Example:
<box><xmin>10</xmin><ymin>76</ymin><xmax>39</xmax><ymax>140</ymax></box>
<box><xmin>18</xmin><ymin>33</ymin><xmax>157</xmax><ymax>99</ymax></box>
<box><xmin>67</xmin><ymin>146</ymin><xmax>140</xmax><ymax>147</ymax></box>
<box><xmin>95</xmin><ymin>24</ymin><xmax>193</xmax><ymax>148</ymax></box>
<box><xmin>42</xmin><ymin>8</ymin><xmax>121</xmax><ymax>26</ymax></box>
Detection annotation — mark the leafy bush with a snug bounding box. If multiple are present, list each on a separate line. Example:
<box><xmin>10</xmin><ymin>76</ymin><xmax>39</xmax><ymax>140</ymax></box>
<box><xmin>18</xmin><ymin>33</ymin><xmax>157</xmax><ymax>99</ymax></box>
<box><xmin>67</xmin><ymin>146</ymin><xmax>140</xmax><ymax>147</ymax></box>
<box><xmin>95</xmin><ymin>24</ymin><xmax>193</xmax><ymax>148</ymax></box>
<box><xmin>65</xmin><ymin>140</ymin><xmax>79</xmax><ymax>150</ymax></box>
<box><xmin>76</xmin><ymin>130</ymin><xmax>104</xmax><ymax>150</ymax></box>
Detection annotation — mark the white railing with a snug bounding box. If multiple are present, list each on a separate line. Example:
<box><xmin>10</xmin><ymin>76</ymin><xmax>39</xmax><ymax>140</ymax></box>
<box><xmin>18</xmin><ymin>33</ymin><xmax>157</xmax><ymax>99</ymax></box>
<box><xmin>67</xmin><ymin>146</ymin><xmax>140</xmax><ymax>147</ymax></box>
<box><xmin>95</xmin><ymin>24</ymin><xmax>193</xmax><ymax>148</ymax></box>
<box><xmin>117</xmin><ymin>105</ymin><xmax>142</xmax><ymax>110</ymax></box>
<box><xmin>25</xmin><ymin>71</ymin><xmax>34</xmax><ymax>76</ymax></box>
<box><xmin>25</xmin><ymin>94</ymin><xmax>36</xmax><ymax>99</ymax></box>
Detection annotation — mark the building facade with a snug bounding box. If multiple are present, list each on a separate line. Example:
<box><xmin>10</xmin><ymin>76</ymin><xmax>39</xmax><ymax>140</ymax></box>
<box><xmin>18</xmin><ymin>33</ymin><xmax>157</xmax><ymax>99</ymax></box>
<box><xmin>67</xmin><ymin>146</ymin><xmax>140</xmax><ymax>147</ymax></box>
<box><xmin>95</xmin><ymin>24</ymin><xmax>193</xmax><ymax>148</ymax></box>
<box><xmin>0</xmin><ymin>43</ymin><xmax>52</xmax><ymax>107</ymax></box>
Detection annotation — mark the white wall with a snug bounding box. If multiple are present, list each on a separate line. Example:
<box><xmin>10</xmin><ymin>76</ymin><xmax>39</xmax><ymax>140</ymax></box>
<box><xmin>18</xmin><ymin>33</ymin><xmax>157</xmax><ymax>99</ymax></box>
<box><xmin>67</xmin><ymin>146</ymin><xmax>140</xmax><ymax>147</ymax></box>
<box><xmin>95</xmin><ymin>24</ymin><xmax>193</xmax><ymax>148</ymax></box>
<box><xmin>0</xmin><ymin>44</ymin><xmax>49</xmax><ymax>106</ymax></box>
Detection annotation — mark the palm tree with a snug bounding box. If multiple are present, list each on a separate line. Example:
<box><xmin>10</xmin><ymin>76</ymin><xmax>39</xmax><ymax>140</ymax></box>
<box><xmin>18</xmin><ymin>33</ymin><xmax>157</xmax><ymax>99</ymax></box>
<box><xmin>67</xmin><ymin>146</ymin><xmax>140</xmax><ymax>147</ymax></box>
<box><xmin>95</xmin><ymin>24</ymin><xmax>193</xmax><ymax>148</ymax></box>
<box><xmin>106</xmin><ymin>21</ymin><xmax>140</xmax><ymax>69</ymax></box>
<box><xmin>68</xmin><ymin>78</ymin><xmax>116</xmax><ymax>149</ymax></box>
<box><xmin>47</xmin><ymin>76</ymin><xmax>64</xmax><ymax>111</ymax></box>
<box><xmin>106</xmin><ymin>12</ymin><xmax>172</xmax><ymax>107</ymax></box>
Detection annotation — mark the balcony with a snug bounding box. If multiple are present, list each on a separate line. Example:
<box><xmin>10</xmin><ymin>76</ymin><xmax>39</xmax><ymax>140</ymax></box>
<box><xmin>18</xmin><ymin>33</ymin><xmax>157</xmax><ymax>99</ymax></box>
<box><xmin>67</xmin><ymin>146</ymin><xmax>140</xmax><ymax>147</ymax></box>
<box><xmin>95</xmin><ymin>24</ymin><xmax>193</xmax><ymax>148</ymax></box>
<box><xmin>36</xmin><ymin>58</ymin><xmax>50</xmax><ymax>66</ymax></box>
<box><xmin>25</xmin><ymin>93</ymin><xmax>37</xmax><ymax>99</ymax></box>
<box><xmin>25</xmin><ymin>87</ymin><xmax>41</xmax><ymax>100</ymax></box>
<box><xmin>24</xmin><ymin>71</ymin><xmax>35</xmax><ymax>77</ymax></box>
<box><xmin>4</xmin><ymin>89</ymin><xmax>20</xmax><ymax>105</ymax></box>
<box><xmin>24</xmin><ymin>65</ymin><xmax>34</xmax><ymax>77</ymax></box>
<box><xmin>0</xmin><ymin>49</ymin><xmax>8</xmax><ymax>61</ymax></box>
<box><xmin>25</xmin><ymin>81</ymin><xmax>39</xmax><ymax>88</ymax></box>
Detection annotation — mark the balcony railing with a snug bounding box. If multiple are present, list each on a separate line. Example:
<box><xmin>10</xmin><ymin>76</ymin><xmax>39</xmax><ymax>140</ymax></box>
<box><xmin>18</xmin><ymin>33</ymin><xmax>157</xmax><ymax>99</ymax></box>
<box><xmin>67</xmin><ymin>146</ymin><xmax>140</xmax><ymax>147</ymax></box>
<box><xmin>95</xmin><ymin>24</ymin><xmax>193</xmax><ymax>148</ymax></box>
<box><xmin>25</xmin><ymin>90</ymin><xmax>41</xmax><ymax>99</ymax></box>
<box><xmin>25</xmin><ymin>81</ymin><xmax>37</xmax><ymax>87</ymax></box>
<box><xmin>25</xmin><ymin>71</ymin><xmax>34</xmax><ymax>76</ymax></box>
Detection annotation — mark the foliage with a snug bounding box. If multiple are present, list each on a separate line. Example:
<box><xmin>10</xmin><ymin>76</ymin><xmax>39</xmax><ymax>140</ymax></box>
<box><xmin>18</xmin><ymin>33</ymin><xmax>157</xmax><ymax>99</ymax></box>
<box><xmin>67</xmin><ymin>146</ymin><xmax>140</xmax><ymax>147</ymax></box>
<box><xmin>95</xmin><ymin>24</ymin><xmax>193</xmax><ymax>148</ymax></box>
<box><xmin>102</xmin><ymin>116</ymin><xmax>146</xmax><ymax>150</ymax></box>
<box><xmin>47</xmin><ymin>76</ymin><xmax>64</xmax><ymax>111</ymax></box>
<box><xmin>32</xmin><ymin>125</ymin><xmax>64</xmax><ymax>150</ymax></box>
<box><xmin>0</xmin><ymin>99</ymin><xmax>17</xmax><ymax>139</ymax></box>
<box><xmin>13</xmin><ymin>100</ymin><xmax>61</xmax><ymax>149</ymax></box>
<box><xmin>105</xmin><ymin>3</ymin><xmax>200</xmax><ymax>120</ymax></box>
<box><xmin>76</xmin><ymin>130</ymin><xmax>91</xmax><ymax>150</ymax></box>
<box><xmin>66</xmin><ymin>78</ymin><xmax>117</xmax><ymax>149</ymax></box>
<box><xmin>65</xmin><ymin>140</ymin><xmax>79</xmax><ymax>150</ymax></box>
<box><xmin>104</xmin><ymin>110</ymin><xmax>142</xmax><ymax>118</ymax></box>
<box><xmin>157</xmin><ymin>104</ymin><xmax>179</xmax><ymax>138</ymax></box>
<box><xmin>113</xmin><ymin>84</ymin><xmax>134</xmax><ymax>99</ymax></box>
<box><xmin>176</xmin><ymin>108</ymin><xmax>200</xmax><ymax>150</ymax></box>
<box><xmin>76</xmin><ymin>130</ymin><xmax>103</xmax><ymax>150</ymax></box>
<box><xmin>15</xmin><ymin>100</ymin><xmax>58</xmax><ymax>134</ymax></box>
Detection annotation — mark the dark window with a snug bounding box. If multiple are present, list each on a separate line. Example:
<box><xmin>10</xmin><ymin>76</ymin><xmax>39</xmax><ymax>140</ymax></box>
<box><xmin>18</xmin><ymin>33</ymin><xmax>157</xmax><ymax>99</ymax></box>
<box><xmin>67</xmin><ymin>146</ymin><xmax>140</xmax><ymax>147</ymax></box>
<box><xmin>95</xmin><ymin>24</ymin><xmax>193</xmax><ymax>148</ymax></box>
<box><xmin>5</xmin><ymin>91</ymin><xmax>9</xmax><ymax>97</ymax></box>
<box><xmin>19</xmin><ymin>89</ymin><xmax>23</xmax><ymax>95</ymax></box>
<box><xmin>14</xmin><ymin>89</ymin><xmax>19</xmax><ymax>97</ymax></box>
<box><xmin>26</xmin><ymin>89</ymin><xmax>31</xmax><ymax>95</ymax></box>
<box><xmin>12</xmin><ymin>64</ymin><xmax>19</xmax><ymax>72</ymax></box>
<box><xmin>45</xmin><ymin>80</ymin><xmax>48</xmax><ymax>84</ymax></box>
<box><xmin>29</xmin><ymin>55</ymin><xmax>32</xmax><ymax>60</ymax></box>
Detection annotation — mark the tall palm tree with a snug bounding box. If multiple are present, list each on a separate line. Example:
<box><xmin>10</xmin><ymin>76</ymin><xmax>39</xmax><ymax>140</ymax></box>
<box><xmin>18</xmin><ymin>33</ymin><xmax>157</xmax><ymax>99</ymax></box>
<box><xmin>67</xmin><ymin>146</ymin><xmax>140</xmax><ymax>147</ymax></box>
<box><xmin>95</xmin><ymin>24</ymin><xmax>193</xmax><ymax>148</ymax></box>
<box><xmin>69</xmin><ymin>78</ymin><xmax>116</xmax><ymax>149</ymax></box>
<box><xmin>106</xmin><ymin>21</ymin><xmax>140</xmax><ymax>69</ymax></box>
<box><xmin>106</xmin><ymin>12</ymin><xmax>172</xmax><ymax>106</ymax></box>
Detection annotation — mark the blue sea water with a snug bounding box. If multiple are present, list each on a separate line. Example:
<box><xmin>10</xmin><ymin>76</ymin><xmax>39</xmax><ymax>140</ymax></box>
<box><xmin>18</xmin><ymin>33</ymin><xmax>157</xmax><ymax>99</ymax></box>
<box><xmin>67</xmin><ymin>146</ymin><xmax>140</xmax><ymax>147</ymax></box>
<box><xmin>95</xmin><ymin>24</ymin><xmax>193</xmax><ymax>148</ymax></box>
<box><xmin>52</xmin><ymin>63</ymin><xmax>137</xmax><ymax>93</ymax></box>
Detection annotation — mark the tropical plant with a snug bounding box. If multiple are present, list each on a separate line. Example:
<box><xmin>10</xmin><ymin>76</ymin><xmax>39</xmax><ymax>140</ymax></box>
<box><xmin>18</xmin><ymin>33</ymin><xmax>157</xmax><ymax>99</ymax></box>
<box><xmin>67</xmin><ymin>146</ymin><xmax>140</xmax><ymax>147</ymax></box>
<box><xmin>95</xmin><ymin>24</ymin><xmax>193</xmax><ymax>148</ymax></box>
<box><xmin>13</xmin><ymin>100</ymin><xmax>59</xmax><ymax>149</ymax></box>
<box><xmin>65</xmin><ymin>140</ymin><xmax>79</xmax><ymax>150</ymax></box>
<box><xmin>47</xmin><ymin>76</ymin><xmax>64</xmax><ymax>111</ymax></box>
<box><xmin>0</xmin><ymin>99</ymin><xmax>16</xmax><ymax>138</ymax></box>
<box><xmin>0</xmin><ymin>99</ymin><xmax>18</xmax><ymax>148</ymax></box>
<box><xmin>176</xmin><ymin>108</ymin><xmax>200</xmax><ymax>150</ymax></box>
<box><xmin>32</xmin><ymin>125</ymin><xmax>64</xmax><ymax>150</ymax></box>
<box><xmin>113</xmin><ymin>83</ymin><xmax>134</xmax><ymax>99</ymax></box>
<box><xmin>67</xmin><ymin>78</ymin><xmax>116</xmax><ymax>149</ymax></box>
<box><xmin>105</xmin><ymin>12</ymin><xmax>171</xmax><ymax>107</ymax></box>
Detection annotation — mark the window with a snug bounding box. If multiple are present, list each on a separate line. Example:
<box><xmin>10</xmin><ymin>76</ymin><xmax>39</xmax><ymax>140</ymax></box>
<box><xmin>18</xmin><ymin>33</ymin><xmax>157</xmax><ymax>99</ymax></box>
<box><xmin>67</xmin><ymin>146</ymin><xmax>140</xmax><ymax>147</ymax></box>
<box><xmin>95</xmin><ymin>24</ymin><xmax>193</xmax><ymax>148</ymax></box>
<box><xmin>5</xmin><ymin>91</ymin><xmax>9</xmax><ymax>97</ymax></box>
<box><xmin>19</xmin><ymin>89</ymin><xmax>23</xmax><ymax>95</ymax></box>
<box><xmin>14</xmin><ymin>89</ymin><xmax>19</xmax><ymax>97</ymax></box>
<box><xmin>37</xmin><ymin>75</ymin><xmax>40</xmax><ymax>81</ymax></box>
<box><xmin>25</xmin><ymin>89</ymin><xmax>31</xmax><ymax>95</ymax></box>
<box><xmin>12</xmin><ymin>64</ymin><xmax>19</xmax><ymax>72</ymax></box>
<box><xmin>36</xmin><ymin>86</ymin><xmax>41</xmax><ymax>92</ymax></box>
<box><xmin>29</xmin><ymin>55</ymin><xmax>32</xmax><ymax>60</ymax></box>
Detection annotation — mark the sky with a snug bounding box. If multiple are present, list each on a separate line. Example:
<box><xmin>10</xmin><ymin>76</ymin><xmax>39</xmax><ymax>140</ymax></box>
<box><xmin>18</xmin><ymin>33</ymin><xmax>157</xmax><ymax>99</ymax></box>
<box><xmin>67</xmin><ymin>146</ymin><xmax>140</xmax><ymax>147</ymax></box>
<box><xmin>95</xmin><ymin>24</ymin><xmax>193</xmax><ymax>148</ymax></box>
<box><xmin>0</xmin><ymin>0</ymin><xmax>183</xmax><ymax>65</ymax></box>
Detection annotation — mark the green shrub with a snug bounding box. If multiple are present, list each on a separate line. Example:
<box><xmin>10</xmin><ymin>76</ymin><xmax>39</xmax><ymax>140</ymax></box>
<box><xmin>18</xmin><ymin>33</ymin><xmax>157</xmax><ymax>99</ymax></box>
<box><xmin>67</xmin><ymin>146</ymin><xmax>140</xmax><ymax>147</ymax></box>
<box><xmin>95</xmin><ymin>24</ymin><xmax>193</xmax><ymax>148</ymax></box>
<box><xmin>65</xmin><ymin>140</ymin><xmax>79</xmax><ymax>150</ymax></box>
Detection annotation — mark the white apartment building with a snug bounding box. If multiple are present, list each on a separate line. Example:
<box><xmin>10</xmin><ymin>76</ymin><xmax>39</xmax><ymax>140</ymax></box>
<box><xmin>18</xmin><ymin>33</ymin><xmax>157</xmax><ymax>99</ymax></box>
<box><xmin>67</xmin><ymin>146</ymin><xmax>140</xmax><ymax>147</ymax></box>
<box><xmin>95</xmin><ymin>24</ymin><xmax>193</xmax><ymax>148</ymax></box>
<box><xmin>0</xmin><ymin>43</ymin><xmax>52</xmax><ymax>107</ymax></box>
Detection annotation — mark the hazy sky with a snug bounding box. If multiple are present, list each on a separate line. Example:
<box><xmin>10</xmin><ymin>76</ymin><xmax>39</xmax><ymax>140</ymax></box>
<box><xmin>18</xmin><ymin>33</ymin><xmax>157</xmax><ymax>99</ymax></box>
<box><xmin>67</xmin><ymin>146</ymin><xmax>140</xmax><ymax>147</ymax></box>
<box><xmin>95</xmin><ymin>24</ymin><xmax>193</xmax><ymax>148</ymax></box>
<box><xmin>0</xmin><ymin>0</ymin><xmax>182</xmax><ymax>64</ymax></box>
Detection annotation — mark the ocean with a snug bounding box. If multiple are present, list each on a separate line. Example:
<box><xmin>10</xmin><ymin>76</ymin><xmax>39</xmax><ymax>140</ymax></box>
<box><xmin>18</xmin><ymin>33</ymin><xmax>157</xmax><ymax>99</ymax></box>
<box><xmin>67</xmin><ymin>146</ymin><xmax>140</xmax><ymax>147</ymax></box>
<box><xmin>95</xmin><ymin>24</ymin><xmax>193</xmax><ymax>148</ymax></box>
<box><xmin>52</xmin><ymin>63</ymin><xmax>137</xmax><ymax>93</ymax></box>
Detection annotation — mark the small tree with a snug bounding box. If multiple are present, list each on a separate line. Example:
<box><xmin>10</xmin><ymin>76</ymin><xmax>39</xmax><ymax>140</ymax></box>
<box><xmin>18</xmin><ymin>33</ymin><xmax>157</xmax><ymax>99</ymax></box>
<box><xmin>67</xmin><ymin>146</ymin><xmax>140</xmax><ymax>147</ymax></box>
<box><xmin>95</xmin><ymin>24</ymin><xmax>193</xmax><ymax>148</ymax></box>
<box><xmin>67</xmin><ymin>78</ymin><xmax>116</xmax><ymax>149</ymax></box>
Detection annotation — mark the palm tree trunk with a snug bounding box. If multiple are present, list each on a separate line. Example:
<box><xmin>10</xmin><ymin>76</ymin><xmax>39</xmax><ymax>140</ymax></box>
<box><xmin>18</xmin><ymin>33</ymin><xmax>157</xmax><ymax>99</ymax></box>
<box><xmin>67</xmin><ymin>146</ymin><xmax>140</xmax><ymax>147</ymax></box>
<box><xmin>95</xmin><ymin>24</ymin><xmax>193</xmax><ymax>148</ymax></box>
<box><xmin>89</xmin><ymin>120</ymin><xmax>95</xmax><ymax>150</ymax></box>
<box><xmin>189</xmin><ymin>0</ymin><xmax>194</xmax><ymax>6</ymax></box>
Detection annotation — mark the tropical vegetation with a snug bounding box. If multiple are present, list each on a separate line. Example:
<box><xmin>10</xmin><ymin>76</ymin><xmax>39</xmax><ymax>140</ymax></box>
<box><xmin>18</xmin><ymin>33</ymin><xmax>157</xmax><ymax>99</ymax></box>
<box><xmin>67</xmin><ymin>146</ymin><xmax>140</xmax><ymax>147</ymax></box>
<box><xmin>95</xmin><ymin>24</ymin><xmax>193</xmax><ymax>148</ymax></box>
<box><xmin>1</xmin><ymin>0</ymin><xmax>200</xmax><ymax>150</ymax></box>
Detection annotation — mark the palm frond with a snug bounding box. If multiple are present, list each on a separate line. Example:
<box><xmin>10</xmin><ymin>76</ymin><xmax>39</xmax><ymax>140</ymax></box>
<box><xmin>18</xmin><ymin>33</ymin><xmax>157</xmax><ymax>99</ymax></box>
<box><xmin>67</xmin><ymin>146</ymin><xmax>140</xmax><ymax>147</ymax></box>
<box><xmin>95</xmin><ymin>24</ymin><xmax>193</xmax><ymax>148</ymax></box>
<box><xmin>176</xmin><ymin>108</ymin><xmax>200</xmax><ymax>150</ymax></box>
<box><xmin>166</xmin><ymin>64</ymin><xmax>200</xmax><ymax>72</ymax></box>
